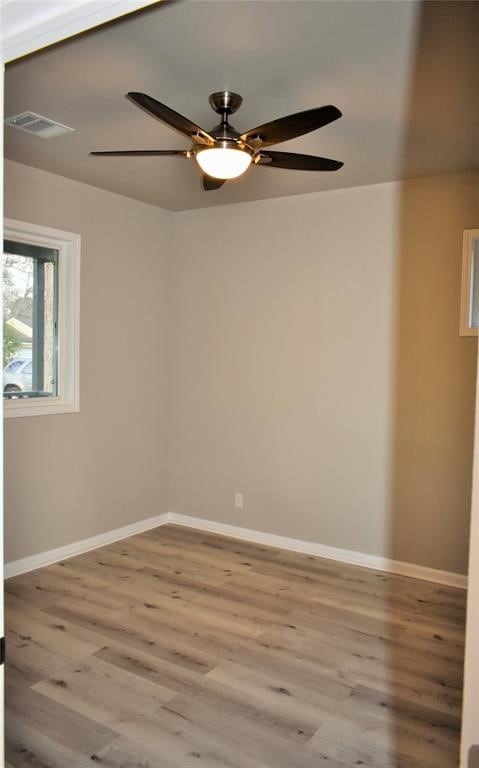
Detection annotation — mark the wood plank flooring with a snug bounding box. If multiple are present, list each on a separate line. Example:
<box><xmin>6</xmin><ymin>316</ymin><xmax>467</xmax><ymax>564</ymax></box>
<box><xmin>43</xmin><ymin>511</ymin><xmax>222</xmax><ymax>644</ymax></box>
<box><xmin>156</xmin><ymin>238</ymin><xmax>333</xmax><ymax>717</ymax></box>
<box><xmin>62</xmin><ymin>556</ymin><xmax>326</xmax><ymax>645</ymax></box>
<box><xmin>5</xmin><ymin>524</ymin><xmax>466</xmax><ymax>768</ymax></box>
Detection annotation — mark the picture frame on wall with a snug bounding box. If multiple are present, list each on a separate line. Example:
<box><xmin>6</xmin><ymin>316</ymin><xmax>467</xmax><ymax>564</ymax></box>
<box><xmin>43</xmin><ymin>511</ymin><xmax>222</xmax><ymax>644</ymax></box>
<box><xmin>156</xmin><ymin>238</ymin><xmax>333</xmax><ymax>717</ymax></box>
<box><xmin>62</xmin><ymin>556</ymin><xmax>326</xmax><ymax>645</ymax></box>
<box><xmin>460</xmin><ymin>228</ymin><xmax>479</xmax><ymax>336</ymax></box>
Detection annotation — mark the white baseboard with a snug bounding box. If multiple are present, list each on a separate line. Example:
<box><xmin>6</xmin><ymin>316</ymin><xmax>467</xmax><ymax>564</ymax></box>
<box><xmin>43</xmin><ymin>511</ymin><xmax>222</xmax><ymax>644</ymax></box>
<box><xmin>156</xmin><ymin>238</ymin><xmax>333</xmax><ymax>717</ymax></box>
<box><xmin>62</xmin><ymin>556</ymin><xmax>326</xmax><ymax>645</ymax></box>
<box><xmin>168</xmin><ymin>513</ymin><xmax>468</xmax><ymax>590</ymax></box>
<box><xmin>4</xmin><ymin>513</ymin><xmax>170</xmax><ymax>578</ymax></box>
<box><xmin>5</xmin><ymin>510</ymin><xmax>468</xmax><ymax>589</ymax></box>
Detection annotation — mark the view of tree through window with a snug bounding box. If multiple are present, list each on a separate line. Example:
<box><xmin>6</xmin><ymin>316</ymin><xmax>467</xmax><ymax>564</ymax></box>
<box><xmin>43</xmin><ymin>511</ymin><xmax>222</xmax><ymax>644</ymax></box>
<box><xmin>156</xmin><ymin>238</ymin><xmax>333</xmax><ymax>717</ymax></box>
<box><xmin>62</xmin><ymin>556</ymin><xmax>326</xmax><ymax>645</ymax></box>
<box><xmin>3</xmin><ymin>240</ymin><xmax>58</xmax><ymax>399</ymax></box>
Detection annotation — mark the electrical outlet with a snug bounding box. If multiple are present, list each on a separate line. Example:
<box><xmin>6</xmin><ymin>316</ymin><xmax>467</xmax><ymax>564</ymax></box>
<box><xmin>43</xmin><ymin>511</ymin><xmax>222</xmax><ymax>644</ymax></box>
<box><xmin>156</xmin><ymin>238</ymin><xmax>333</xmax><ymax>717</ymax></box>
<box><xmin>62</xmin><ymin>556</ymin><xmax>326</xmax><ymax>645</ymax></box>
<box><xmin>234</xmin><ymin>493</ymin><xmax>243</xmax><ymax>509</ymax></box>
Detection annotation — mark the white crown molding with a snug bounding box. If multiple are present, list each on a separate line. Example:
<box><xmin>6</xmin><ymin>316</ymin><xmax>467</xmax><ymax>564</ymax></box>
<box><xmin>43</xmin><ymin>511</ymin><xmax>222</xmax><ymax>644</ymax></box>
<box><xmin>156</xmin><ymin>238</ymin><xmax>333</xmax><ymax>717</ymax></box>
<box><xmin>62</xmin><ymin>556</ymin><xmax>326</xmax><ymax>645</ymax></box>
<box><xmin>1</xmin><ymin>0</ymin><xmax>160</xmax><ymax>63</ymax></box>
<box><xmin>5</xmin><ymin>510</ymin><xmax>468</xmax><ymax>589</ymax></box>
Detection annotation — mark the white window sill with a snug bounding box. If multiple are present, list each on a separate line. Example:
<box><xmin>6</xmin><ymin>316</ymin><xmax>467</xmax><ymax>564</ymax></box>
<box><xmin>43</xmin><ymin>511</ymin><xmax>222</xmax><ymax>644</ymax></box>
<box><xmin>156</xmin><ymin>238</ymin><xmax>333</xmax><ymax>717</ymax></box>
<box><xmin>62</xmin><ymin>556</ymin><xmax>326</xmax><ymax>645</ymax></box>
<box><xmin>4</xmin><ymin>396</ymin><xmax>79</xmax><ymax>418</ymax></box>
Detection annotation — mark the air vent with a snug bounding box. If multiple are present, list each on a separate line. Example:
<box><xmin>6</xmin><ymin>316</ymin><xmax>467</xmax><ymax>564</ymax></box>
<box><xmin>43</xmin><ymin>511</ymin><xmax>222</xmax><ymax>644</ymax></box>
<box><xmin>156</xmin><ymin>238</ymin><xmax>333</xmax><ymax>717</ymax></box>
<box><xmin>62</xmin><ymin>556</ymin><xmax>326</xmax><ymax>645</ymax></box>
<box><xmin>5</xmin><ymin>112</ymin><xmax>74</xmax><ymax>139</ymax></box>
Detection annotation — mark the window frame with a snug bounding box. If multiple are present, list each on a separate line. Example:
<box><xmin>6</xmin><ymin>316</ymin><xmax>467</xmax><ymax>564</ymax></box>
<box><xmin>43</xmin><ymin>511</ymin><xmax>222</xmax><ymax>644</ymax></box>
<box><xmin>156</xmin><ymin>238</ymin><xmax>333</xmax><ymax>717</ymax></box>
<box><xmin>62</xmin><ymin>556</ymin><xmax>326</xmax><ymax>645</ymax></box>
<box><xmin>3</xmin><ymin>218</ymin><xmax>80</xmax><ymax>418</ymax></box>
<box><xmin>460</xmin><ymin>228</ymin><xmax>479</xmax><ymax>337</ymax></box>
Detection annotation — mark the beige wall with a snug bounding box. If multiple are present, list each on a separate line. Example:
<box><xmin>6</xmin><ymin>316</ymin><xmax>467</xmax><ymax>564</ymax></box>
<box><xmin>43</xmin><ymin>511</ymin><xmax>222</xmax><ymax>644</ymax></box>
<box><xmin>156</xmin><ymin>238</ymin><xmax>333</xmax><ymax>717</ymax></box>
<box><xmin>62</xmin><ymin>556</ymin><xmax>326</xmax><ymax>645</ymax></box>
<box><xmin>5</xmin><ymin>162</ymin><xmax>478</xmax><ymax>574</ymax></box>
<box><xmin>390</xmin><ymin>174</ymin><xmax>479</xmax><ymax>572</ymax></box>
<box><xmin>4</xmin><ymin>160</ymin><xmax>170</xmax><ymax>562</ymax></box>
<box><xmin>169</xmin><ymin>173</ymin><xmax>479</xmax><ymax>574</ymax></box>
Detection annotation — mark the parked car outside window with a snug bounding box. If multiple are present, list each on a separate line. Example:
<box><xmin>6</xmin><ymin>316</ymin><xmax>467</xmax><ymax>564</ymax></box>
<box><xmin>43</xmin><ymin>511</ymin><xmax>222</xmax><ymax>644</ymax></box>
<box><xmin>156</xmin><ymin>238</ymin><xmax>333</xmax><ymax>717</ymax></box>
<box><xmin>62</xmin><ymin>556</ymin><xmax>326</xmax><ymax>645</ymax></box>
<box><xmin>3</xmin><ymin>358</ymin><xmax>33</xmax><ymax>393</ymax></box>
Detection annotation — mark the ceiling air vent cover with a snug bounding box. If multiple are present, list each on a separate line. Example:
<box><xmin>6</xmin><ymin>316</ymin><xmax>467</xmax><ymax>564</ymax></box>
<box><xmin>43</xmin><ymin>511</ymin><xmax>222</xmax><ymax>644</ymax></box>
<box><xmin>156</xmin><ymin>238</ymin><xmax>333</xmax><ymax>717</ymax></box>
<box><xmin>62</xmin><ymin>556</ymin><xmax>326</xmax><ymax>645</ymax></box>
<box><xmin>5</xmin><ymin>112</ymin><xmax>74</xmax><ymax>139</ymax></box>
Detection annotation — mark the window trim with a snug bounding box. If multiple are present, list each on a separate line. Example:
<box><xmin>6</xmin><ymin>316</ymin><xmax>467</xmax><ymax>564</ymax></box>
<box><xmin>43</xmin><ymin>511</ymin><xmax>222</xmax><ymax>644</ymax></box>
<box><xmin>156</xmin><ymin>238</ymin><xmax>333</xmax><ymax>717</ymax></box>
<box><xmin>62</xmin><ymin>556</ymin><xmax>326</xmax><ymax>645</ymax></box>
<box><xmin>3</xmin><ymin>219</ymin><xmax>80</xmax><ymax>418</ymax></box>
<box><xmin>460</xmin><ymin>228</ymin><xmax>479</xmax><ymax>336</ymax></box>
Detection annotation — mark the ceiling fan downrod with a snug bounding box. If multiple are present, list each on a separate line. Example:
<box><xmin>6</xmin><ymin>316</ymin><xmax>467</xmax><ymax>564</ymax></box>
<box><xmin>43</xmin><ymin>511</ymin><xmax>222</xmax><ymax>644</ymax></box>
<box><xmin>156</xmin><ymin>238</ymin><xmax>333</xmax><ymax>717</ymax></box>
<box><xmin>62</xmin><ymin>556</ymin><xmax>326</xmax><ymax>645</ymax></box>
<box><xmin>208</xmin><ymin>91</ymin><xmax>243</xmax><ymax>141</ymax></box>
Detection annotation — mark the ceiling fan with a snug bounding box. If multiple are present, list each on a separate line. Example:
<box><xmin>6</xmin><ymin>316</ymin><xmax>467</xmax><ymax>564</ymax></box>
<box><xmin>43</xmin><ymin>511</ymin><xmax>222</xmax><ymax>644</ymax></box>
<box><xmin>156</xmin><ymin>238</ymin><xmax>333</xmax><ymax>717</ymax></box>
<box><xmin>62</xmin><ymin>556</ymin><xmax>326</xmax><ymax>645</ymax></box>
<box><xmin>91</xmin><ymin>91</ymin><xmax>343</xmax><ymax>191</ymax></box>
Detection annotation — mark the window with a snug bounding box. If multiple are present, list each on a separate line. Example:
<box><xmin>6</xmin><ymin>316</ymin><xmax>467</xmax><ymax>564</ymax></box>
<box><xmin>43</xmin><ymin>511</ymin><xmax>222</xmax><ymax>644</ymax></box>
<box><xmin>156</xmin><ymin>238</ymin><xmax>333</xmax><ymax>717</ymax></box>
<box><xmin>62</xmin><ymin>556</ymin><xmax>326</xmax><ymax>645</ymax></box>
<box><xmin>3</xmin><ymin>239</ymin><xmax>58</xmax><ymax>399</ymax></box>
<box><xmin>3</xmin><ymin>219</ymin><xmax>80</xmax><ymax>417</ymax></box>
<box><xmin>460</xmin><ymin>229</ymin><xmax>479</xmax><ymax>336</ymax></box>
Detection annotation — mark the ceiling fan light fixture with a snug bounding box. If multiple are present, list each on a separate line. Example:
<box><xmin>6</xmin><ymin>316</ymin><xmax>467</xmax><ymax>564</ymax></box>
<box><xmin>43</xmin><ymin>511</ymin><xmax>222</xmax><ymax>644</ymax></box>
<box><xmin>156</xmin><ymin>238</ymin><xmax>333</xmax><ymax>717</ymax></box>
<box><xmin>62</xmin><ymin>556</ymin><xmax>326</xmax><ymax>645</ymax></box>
<box><xmin>196</xmin><ymin>145</ymin><xmax>252</xmax><ymax>179</ymax></box>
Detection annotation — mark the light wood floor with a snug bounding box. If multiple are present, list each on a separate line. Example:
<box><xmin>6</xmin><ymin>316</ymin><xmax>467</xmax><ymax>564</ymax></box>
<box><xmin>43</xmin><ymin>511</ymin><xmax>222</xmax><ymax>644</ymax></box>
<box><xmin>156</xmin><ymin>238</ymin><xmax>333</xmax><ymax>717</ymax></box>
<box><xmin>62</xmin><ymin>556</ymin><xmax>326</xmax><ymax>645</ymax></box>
<box><xmin>5</xmin><ymin>525</ymin><xmax>466</xmax><ymax>768</ymax></box>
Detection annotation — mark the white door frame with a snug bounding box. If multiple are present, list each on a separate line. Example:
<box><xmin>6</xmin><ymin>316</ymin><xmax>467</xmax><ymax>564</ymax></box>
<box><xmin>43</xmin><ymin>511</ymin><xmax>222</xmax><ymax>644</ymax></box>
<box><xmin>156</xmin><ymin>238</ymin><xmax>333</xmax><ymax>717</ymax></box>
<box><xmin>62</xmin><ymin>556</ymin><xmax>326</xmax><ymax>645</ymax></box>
<box><xmin>1</xmin><ymin>0</ymin><xmax>160</xmax><ymax>62</ymax></box>
<box><xmin>1</xmin><ymin>2</ymin><xmax>478</xmax><ymax>766</ymax></box>
<box><xmin>461</xmin><ymin>348</ymin><xmax>479</xmax><ymax>766</ymax></box>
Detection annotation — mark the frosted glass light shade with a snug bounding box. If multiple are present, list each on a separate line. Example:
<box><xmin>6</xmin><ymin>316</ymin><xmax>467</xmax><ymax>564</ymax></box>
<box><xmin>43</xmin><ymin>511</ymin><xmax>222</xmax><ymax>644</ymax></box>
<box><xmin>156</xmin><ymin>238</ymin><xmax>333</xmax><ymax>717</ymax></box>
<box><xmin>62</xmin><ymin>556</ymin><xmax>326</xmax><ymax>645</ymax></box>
<box><xmin>196</xmin><ymin>147</ymin><xmax>252</xmax><ymax>179</ymax></box>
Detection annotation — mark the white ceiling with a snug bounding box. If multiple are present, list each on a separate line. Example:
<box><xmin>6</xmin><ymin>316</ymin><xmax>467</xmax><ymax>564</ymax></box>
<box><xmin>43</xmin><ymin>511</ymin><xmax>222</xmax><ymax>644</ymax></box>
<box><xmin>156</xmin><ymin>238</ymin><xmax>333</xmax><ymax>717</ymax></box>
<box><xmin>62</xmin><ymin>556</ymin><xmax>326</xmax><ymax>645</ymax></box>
<box><xmin>4</xmin><ymin>0</ymin><xmax>479</xmax><ymax>211</ymax></box>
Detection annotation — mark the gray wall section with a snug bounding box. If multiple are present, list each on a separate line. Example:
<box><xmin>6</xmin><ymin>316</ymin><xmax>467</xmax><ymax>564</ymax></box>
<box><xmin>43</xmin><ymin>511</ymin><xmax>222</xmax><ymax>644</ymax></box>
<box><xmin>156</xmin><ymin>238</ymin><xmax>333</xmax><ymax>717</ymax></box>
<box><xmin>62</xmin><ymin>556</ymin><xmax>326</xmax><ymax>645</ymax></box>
<box><xmin>168</xmin><ymin>174</ymin><xmax>479</xmax><ymax>575</ymax></box>
<box><xmin>4</xmin><ymin>160</ymin><xmax>170</xmax><ymax>562</ymax></box>
<box><xmin>5</xmin><ymin>161</ymin><xmax>479</xmax><ymax>574</ymax></box>
<box><xmin>468</xmin><ymin>746</ymin><xmax>479</xmax><ymax>768</ymax></box>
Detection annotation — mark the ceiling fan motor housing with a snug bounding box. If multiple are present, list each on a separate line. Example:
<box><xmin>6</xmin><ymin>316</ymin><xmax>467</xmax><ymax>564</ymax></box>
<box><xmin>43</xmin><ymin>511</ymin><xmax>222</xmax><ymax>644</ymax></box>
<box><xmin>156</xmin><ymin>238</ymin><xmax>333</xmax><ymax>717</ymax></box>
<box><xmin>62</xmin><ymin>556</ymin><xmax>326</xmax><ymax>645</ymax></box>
<box><xmin>208</xmin><ymin>91</ymin><xmax>243</xmax><ymax>116</ymax></box>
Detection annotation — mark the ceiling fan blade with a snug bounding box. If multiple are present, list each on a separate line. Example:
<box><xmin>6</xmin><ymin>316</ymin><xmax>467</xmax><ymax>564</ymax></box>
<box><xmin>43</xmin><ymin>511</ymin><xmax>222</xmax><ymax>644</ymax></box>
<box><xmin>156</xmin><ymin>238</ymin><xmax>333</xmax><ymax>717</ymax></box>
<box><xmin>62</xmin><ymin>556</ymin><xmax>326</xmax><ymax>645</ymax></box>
<box><xmin>241</xmin><ymin>105</ymin><xmax>342</xmax><ymax>148</ymax></box>
<box><xmin>257</xmin><ymin>151</ymin><xmax>343</xmax><ymax>171</ymax></box>
<box><xmin>90</xmin><ymin>150</ymin><xmax>189</xmax><ymax>157</ymax></box>
<box><xmin>127</xmin><ymin>92</ymin><xmax>215</xmax><ymax>145</ymax></box>
<box><xmin>201</xmin><ymin>175</ymin><xmax>225</xmax><ymax>191</ymax></box>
